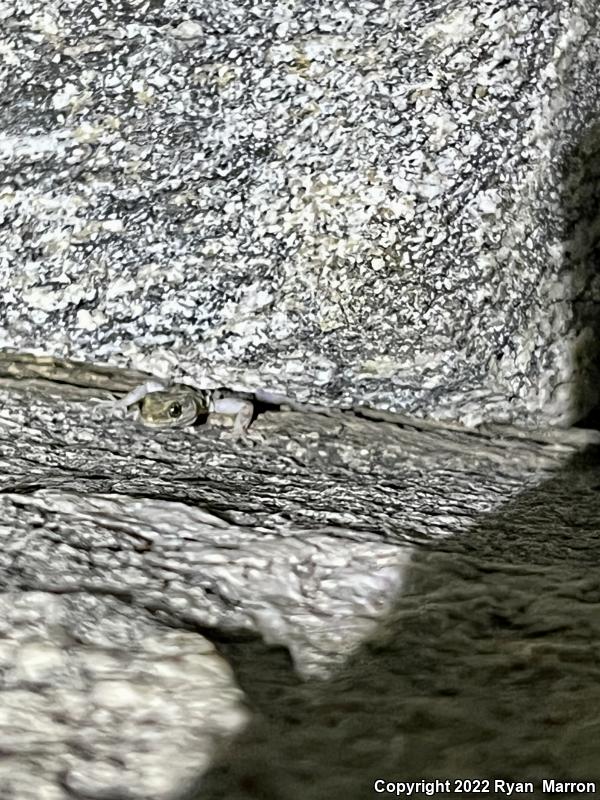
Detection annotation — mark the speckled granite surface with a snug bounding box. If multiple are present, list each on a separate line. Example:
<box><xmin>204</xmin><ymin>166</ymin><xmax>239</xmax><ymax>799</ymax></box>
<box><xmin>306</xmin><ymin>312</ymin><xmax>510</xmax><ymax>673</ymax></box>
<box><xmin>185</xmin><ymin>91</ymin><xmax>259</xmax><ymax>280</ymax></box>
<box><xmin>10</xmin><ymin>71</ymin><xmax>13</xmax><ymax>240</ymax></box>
<box><xmin>1</xmin><ymin>0</ymin><xmax>600</xmax><ymax>426</ymax></box>
<box><xmin>3</xmin><ymin>1</ymin><xmax>600</xmax><ymax>797</ymax></box>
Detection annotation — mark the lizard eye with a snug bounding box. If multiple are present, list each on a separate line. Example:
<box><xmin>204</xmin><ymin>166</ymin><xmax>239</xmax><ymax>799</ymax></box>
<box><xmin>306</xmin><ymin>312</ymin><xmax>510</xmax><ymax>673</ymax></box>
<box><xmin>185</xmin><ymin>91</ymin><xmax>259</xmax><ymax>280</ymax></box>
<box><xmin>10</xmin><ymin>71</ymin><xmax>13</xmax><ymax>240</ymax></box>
<box><xmin>168</xmin><ymin>401</ymin><xmax>182</xmax><ymax>419</ymax></box>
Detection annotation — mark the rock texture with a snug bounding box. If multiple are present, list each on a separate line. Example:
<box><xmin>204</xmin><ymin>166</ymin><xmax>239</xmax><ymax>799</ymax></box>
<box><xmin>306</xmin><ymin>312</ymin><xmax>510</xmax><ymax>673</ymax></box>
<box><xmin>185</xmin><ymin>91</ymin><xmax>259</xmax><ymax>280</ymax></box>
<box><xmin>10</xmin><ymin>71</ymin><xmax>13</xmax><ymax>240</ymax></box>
<box><xmin>3</xmin><ymin>0</ymin><xmax>600</xmax><ymax>796</ymax></box>
<box><xmin>2</xmin><ymin>372</ymin><xmax>600</xmax><ymax>797</ymax></box>
<box><xmin>1</xmin><ymin>0</ymin><xmax>599</xmax><ymax>425</ymax></box>
<box><xmin>0</xmin><ymin>591</ymin><xmax>248</xmax><ymax>800</ymax></box>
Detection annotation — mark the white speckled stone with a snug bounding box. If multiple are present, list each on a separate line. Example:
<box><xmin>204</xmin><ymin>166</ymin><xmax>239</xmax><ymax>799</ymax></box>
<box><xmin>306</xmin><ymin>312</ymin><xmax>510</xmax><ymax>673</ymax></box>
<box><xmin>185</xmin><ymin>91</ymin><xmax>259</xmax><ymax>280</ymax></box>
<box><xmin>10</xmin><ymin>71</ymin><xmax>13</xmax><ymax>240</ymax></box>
<box><xmin>0</xmin><ymin>592</ymin><xmax>248</xmax><ymax>800</ymax></box>
<box><xmin>1</xmin><ymin>1</ymin><xmax>599</xmax><ymax>427</ymax></box>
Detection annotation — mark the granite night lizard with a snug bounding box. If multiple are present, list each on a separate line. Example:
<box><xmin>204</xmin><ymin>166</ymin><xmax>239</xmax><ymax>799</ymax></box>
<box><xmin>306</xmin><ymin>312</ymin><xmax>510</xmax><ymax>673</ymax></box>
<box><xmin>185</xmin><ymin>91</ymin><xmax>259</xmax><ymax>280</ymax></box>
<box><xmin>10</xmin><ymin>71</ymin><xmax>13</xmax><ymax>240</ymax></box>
<box><xmin>119</xmin><ymin>380</ymin><xmax>340</xmax><ymax>435</ymax></box>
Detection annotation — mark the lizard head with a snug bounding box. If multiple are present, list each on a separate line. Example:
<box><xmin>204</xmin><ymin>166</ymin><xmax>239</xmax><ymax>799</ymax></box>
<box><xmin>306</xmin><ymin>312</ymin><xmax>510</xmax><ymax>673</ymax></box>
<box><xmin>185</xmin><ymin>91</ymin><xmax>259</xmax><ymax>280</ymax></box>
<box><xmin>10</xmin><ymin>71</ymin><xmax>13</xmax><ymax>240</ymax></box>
<box><xmin>138</xmin><ymin>385</ymin><xmax>208</xmax><ymax>428</ymax></box>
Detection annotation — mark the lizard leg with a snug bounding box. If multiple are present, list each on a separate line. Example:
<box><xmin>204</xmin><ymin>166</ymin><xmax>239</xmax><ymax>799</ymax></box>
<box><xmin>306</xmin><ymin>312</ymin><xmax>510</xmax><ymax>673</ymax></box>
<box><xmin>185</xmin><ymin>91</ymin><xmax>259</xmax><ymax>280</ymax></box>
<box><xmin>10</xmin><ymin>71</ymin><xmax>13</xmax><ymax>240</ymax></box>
<box><xmin>212</xmin><ymin>396</ymin><xmax>254</xmax><ymax>437</ymax></box>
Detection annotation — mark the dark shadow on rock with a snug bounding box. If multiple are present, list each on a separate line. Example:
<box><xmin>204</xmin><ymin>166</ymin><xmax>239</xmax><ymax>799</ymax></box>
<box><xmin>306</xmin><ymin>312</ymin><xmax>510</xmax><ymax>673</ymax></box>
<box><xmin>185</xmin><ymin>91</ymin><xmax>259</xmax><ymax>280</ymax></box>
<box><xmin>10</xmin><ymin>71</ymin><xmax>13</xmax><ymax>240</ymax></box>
<box><xmin>562</xmin><ymin>121</ymin><xmax>600</xmax><ymax>426</ymax></box>
<box><xmin>183</xmin><ymin>445</ymin><xmax>600</xmax><ymax>800</ymax></box>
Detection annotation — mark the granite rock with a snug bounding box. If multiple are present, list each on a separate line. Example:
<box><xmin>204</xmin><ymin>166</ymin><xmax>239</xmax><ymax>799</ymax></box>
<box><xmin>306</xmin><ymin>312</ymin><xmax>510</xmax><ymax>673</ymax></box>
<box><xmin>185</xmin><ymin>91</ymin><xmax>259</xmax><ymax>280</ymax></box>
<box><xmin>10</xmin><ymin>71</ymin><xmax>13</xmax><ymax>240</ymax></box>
<box><xmin>1</xmin><ymin>0</ymin><xmax>599</xmax><ymax>425</ymax></box>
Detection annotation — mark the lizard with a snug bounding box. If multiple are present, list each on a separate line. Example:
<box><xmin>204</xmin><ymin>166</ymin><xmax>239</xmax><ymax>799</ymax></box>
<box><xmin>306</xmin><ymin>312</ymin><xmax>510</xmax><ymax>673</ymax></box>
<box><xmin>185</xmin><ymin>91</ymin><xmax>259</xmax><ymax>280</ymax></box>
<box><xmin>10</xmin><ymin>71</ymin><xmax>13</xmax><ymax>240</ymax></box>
<box><xmin>119</xmin><ymin>380</ymin><xmax>256</xmax><ymax>436</ymax></box>
<box><xmin>0</xmin><ymin>352</ymin><xmax>330</xmax><ymax>437</ymax></box>
<box><xmin>118</xmin><ymin>379</ymin><xmax>343</xmax><ymax>436</ymax></box>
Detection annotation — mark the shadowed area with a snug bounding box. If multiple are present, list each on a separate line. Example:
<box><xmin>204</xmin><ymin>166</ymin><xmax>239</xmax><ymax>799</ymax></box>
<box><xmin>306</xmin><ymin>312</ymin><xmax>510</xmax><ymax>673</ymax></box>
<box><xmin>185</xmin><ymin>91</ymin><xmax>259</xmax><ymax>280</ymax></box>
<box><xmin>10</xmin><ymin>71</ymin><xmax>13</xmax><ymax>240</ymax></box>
<box><xmin>191</xmin><ymin>447</ymin><xmax>600</xmax><ymax>799</ymax></box>
<box><xmin>560</xmin><ymin>120</ymin><xmax>600</xmax><ymax>424</ymax></box>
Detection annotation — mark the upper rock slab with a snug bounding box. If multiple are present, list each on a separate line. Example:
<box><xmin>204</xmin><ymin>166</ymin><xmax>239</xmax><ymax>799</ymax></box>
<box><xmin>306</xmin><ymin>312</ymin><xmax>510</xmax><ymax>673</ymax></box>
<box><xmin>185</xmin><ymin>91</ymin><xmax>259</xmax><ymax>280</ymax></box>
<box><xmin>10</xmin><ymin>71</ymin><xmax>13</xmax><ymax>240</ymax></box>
<box><xmin>1</xmin><ymin>0</ymin><xmax>599</xmax><ymax>426</ymax></box>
